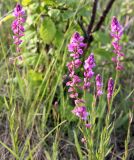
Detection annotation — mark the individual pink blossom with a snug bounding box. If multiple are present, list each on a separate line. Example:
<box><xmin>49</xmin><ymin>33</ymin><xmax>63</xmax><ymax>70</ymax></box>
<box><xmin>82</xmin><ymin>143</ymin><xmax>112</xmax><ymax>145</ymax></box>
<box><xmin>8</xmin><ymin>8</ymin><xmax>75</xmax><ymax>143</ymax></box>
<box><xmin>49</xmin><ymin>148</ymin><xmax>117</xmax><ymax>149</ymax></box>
<box><xmin>96</xmin><ymin>74</ymin><xmax>103</xmax><ymax>96</ymax></box>
<box><xmin>67</xmin><ymin>59</ymin><xmax>82</xmax><ymax>73</ymax></box>
<box><xmin>13</xmin><ymin>4</ymin><xmax>25</xmax><ymax>17</ymax></box>
<box><xmin>85</xmin><ymin>123</ymin><xmax>91</xmax><ymax>128</ymax></box>
<box><xmin>111</xmin><ymin>17</ymin><xmax>124</xmax><ymax>70</ymax></box>
<box><xmin>11</xmin><ymin>3</ymin><xmax>25</xmax><ymax>52</ymax></box>
<box><xmin>74</xmin><ymin>99</ymin><xmax>85</xmax><ymax>106</ymax></box>
<box><xmin>81</xmin><ymin>137</ymin><xmax>86</xmax><ymax>143</ymax></box>
<box><xmin>72</xmin><ymin>106</ymin><xmax>88</xmax><ymax>120</ymax></box>
<box><xmin>84</xmin><ymin>53</ymin><xmax>96</xmax><ymax>69</ymax></box>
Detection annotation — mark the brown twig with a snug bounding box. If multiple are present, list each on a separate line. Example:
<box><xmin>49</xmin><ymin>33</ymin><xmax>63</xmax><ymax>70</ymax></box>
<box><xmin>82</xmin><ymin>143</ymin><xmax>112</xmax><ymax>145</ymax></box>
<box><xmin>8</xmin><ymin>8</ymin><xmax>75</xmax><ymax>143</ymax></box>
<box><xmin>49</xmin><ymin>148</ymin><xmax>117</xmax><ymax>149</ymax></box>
<box><xmin>87</xmin><ymin>0</ymin><xmax>98</xmax><ymax>35</ymax></box>
<box><xmin>93</xmin><ymin>0</ymin><xmax>116</xmax><ymax>32</ymax></box>
<box><xmin>78</xmin><ymin>16</ymin><xmax>87</xmax><ymax>39</ymax></box>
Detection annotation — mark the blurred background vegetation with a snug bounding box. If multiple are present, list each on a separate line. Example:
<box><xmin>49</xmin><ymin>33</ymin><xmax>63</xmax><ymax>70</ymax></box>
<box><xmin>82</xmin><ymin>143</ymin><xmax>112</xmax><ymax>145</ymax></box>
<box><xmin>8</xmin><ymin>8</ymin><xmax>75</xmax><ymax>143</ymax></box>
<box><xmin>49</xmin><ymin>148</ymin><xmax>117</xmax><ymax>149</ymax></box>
<box><xmin>0</xmin><ymin>0</ymin><xmax>134</xmax><ymax>159</ymax></box>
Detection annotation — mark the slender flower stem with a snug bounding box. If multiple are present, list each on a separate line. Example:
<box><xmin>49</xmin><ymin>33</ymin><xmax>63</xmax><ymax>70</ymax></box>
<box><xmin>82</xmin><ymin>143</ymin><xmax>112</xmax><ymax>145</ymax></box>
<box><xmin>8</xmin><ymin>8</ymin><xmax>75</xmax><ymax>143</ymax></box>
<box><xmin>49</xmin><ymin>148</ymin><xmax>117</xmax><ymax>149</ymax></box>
<box><xmin>113</xmin><ymin>70</ymin><xmax>119</xmax><ymax>92</ymax></box>
<box><xmin>107</xmin><ymin>77</ymin><xmax>114</xmax><ymax>113</ymax></box>
<box><xmin>107</xmin><ymin>70</ymin><xmax>119</xmax><ymax>114</ymax></box>
<box><xmin>111</xmin><ymin>17</ymin><xmax>124</xmax><ymax>70</ymax></box>
<box><xmin>11</xmin><ymin>3</ymin><xmax>25</xmax><ymax>53</ymax></box>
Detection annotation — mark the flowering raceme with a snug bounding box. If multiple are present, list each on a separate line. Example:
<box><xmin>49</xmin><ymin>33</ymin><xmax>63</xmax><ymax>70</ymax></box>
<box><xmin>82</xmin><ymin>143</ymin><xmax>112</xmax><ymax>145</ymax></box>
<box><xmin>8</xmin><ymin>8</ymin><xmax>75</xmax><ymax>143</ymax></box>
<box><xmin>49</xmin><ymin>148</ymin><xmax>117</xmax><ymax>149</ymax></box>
<box><xmin>66</xmin><ymin>32</ymin><xmax>89</xmax><ymax>120</ymax></box>
<box><xmin>68</xmin><ymin>32</ymin><xmax>87</xmax><ymax>59</ymax></box>
<box><xmin>107</xmin><ymin>77</ymin><xmax>114</xmax><ymax>104</ymax></box>
<box><xmin>11</xmin><ymin>3</ymin><xmax>25</xmax><ymax>52</ymax></box>
<box><xmin>66</xmin><ymin>33</ymin><xmax>98</xmax><ymax>121</ymax></box>
<box><xmin>96</xmin><ymin>74</ymin><xmax>103</xmax><ymax>96</ymax></box>
<box><xmin>84</xmin><ymin>53</ymin><xmax>95</xmax><ymax>90</ymax></box>
<box><xmin>66</xmin><ymin>32</ymin><xmax>86</xmax><ymax>99</ymax></box>
<box><xmin>111</xmin><ymin>17</ymin><xmax>124</xmax><ymax>70</ymax></box>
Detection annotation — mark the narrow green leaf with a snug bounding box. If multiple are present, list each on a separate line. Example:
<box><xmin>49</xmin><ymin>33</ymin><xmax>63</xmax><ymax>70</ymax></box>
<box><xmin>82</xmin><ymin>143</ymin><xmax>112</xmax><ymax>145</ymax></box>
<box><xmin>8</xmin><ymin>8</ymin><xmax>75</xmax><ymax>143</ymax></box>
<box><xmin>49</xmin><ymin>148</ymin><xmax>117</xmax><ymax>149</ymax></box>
<box><xmin>74</xmin><ymin>131</ymin><xmax>83</xmax><ymax>160</ymax></box>
<box><xmin>0</xmin><ymin>141</ymin><xmax>19</xmax><ymax>159</ymax></box>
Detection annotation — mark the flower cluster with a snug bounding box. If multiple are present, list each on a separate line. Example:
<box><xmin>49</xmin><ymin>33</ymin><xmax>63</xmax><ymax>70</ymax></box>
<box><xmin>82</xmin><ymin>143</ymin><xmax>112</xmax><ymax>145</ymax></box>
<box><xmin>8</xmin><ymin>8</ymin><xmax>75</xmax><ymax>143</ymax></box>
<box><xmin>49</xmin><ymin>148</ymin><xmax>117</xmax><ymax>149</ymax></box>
<box><xmin>66</xmin><ymin>32</ymin><xmax>88</xmax><ymax>120</ymax></box>
<box><xmin>11</xmin><ymin>3</ymin><xmax>25</xmax><ymax>52</ymax></box>
<box><xmin>96</xmin><ymin>74</ymin><xmax>103</xmax><ymax>96</ymax></box>
<box><xmin>107</xmin><ymin>77</ymin><xmax>114</xmax><ymax>104</ymax></box>
<box><xmin>72</xmin><ymin>106</ymin><xmax>88</xmax><ymax>120</ymax></box>
<box><xmin>66</xmin><ymin>32</ymin><xmax>86</xmax><ymax>99</ymax></box>
<box><xmin>111</xmin><ymin>16</ymin><xmax>124</xmax><ymax>70</ymax></box>
<box><xmin>84</xmin><ymin>53</ymin><xmax>95</xmax><ymax>90</ymax></box>
<box><xmin>65</xmin><ymin>17</ymin><xmax>124</xmax><ymax>131</ymax></box>
<box><xmin>68</xmin><ymin>32</ymin><xmax>87</xmax><ymax>59</ymax></box>
<box><xmin>72</xmin><ymin>99</ymin><xmax>89</xmax><ymax>121</ymax></box>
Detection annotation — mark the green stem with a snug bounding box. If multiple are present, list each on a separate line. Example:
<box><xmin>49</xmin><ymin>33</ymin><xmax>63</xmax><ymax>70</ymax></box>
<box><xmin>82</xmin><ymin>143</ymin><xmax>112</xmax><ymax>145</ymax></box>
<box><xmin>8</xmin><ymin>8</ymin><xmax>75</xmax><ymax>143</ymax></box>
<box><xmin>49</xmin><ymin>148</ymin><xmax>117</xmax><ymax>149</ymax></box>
<box><xmin>114</xmin><ymin>70</ymin><xmax>119</xmax><ymax>93</ymax></box>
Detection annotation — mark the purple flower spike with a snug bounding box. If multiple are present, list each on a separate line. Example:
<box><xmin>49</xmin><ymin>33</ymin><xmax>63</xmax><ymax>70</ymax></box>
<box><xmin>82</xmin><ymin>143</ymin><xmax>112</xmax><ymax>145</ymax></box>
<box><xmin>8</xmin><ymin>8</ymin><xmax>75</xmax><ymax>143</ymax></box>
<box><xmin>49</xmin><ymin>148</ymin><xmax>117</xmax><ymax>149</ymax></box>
<box><xmin>14</xmin><ymin>4</ymin><xmax>25</xmax><ymax>17</ymax></box>
<box><xmin>11</xmin><ymin>3</ymin><xmax>25</xmax><ymax>52</ymax></box>
<box><xmin>96</xmin><ymin>74</ymin><xmax>103</xmax><ymax>96</ymax></box>
<box><xmin>84</xmin><ymin>53</ymin><xmax>96</xmax><ymax>69</ymax></box>
<box><xmin>83</xmin><ymin>53</ymin><xmax>96</xmax><ymax>90</ymax></box>
<box><xmin>111</xmin><ymin>17</ymin><xmax>124</xmax><ymax>70</ymax></box>
<box><xmin>72</xmin><ymin>106</ymin><xmax>88</xmax><ymax>120</ymax></box>
<box><xmin>66</xmin><ymin>32</ymin><xmax>90</xmax><ymax>121</ymax></box>
<box><xmin>107</xmin><ymin>77</ymin><xmax>114</xmax><ymax>103</ymax></box>
<box><xmin>68</xmin><ymin>32</ymin><xmax>86</xmax><ymax>59</ymax></box>
<box><xmin>66</xmin><ymin>32</ymin><xmax>86</xmax><ymax>100</ymax></box>
<box><xmin>111</xmin><ymin>17</ymin><xmax>123</xmax><ymax>39</ymax></box>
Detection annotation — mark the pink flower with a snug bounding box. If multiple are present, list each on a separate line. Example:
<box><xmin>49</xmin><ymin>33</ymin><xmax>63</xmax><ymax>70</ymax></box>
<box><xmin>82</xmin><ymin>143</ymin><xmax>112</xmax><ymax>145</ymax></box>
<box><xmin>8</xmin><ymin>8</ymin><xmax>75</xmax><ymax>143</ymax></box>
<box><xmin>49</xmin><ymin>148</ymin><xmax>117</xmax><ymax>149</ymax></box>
<box><xmin>83</xmin><ymin>81</ymin><xmax>90</xmax><ymax>90</ymax></box>
<box><xmin>11</xmin><ymin>3</ymin><xmax>25</xmax><ymax>52</ymax></box>
<box><xmin>66</xmin><ymin>32</ymin><xmax>91</xmax><ymax>122</ymax></box>
<box><xmin>85</xmin><ymin>123</ymin><xmax>91</xmax><ymax>128</ymax></box>
<box><xmin>66</xmin><ymin>32</ymin><xmax>86</xmax><ymax>100</ymax></box>
<box><xmin>81</xmin><ymin>137</ymin><xmax>86</xmax><ymax>143</ymax></box>
<box><xmin>96</xmin><ymin>74</ymin><xmax>103</xmax><ymax>96</ymax></box>
<box><xmin>13</xmin><ymin>4</ymin><xmax>25</xmax><ymax>17</ymax></box>
<box><xmin>84</xmin><ymin>53</ymin><xmax>96</xmax><ymax>69</ymax></box>
<box><xmin>84</xmin><ymin>69</ymin><xmax>94</xmax><ymax>79</ymax></box>
<box><xmin>111</xmin><ymin>17</ymin><xmax>124</xmax><ymax>70</ymax></box>
<box><xmin>72</xmin><ymin>106</ymin><xmax>89</xmax><ymax>120</ymax></box>
<box><xmin>107</xmin><ymin>77</ymin><xmax>114</xmax><ymax>102</ymax></box>
<box><xmin>70</xmin><ymin>93</ymin><xmax>78</xmax><ymax>99</ymax></box>
<box><xmin>111</xmin><ymin>17</ymin><xmax>123</xmax><ymax>39</ymax></box>
<box><xmin>83</xmin><ymin>53</ymin><xmax>96</xmax><ymax>90</ymax></box>
<box><xmin>67</xmin><ymin>59</ymin><xmax>82</xmax><ymax>72</ymax></box>
<box><xmin>68</xmin><ymin>32</ymin><xmax>86</xmax><ymax>59</ymax></box>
